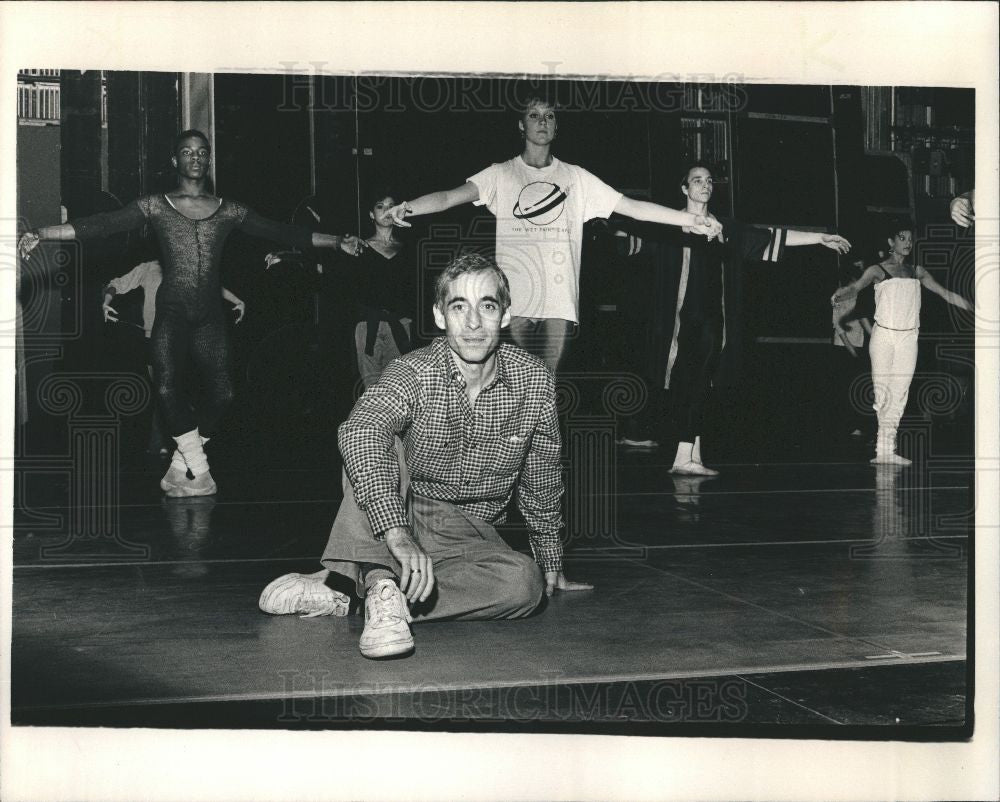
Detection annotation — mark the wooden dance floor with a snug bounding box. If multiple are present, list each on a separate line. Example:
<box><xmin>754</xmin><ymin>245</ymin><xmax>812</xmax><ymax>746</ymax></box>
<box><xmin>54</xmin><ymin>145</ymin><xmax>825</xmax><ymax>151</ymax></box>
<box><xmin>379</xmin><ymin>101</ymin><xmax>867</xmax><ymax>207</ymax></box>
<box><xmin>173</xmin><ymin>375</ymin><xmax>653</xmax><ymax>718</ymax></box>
<box><xmin>11</xmin><ymin>449</ymin><xmax>971</xmax><ymax>731</ymax></box>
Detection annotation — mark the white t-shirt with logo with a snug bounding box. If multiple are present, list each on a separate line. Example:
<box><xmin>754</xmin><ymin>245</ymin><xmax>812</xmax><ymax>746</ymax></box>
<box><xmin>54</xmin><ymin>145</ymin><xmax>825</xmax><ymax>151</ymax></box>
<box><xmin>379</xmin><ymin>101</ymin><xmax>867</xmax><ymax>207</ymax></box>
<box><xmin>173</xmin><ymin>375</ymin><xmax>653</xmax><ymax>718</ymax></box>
<box><xmin>468</xmin><ymin>156</ymin><xmax>622</xmax><ymax>323</ymax></box>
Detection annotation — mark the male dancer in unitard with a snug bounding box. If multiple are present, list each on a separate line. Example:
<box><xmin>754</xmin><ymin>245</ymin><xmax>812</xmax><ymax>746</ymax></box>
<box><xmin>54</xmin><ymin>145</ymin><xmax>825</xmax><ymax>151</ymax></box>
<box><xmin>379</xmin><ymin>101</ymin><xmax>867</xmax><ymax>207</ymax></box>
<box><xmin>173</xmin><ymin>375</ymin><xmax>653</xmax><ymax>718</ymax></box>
<box><xmin>20</xmin><ymin>129</ymin><xmax>363</xmax><ymax>496</ymax></box>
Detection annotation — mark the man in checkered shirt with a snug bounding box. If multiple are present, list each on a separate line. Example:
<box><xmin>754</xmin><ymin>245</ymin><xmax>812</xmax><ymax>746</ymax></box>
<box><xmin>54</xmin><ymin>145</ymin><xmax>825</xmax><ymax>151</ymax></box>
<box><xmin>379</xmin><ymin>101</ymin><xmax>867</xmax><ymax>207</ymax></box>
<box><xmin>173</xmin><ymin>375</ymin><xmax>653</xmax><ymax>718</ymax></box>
<box><xmin>261</xmin><ymin>253</ymin><xmax>593</xmax><ymax>659</ymax></box>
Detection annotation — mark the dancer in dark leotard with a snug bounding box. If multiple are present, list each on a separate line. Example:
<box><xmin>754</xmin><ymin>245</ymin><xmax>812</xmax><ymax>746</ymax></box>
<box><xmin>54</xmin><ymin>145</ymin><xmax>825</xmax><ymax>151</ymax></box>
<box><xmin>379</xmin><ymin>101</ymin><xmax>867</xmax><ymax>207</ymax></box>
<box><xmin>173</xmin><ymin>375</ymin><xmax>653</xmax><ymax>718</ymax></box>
<box><xmin>101</xmin><ymin>258</ymin><xmax>246</xmax><ymax>457</ymax></box>
<box><xmin>19</xmin><ymin>130</ymin><xmax>362</xmax><ymax>496</ymax></box>
<box><xmin>353</xmin><ymin>187</ymin><xmax>419</xmax><ymax>389</ymax></box>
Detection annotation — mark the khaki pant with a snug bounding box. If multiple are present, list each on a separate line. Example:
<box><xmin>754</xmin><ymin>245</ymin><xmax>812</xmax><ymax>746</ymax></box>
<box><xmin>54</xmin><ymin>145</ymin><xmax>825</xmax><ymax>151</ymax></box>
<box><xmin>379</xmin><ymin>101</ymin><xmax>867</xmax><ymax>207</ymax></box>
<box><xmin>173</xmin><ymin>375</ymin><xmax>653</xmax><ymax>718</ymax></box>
<box><xmin>322</xmin><ymin>466</ymin><xmax>544</xmax><ymax>622</ymax></box>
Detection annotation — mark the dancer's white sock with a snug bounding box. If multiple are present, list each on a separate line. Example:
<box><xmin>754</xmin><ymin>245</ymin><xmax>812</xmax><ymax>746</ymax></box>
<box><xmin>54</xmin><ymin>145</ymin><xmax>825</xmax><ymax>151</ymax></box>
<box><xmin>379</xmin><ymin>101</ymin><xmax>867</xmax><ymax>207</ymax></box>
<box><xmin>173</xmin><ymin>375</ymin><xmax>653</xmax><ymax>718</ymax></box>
<box><xmin>170</xmin><ymin>435</ymin><xmax>207</xmax><ymax>472</ymax></box>
<box><xmin>170</xmin><ymin>449</ymin><xmax>186</xmax><ymax>473</ymax></box>
<box><xmin>693</xmin><ymin>436</ymin><xmax>706</xmax><ymax>464</ymax></box>
<box><xmin>673</xmin><ymin>441</ymin><xmax>694</xmax><ymax>467</ymax></box>
<box><xmin>174</xmin><ymin>429</ymin><xmax>210</xmax><ymax>477</ymax></box>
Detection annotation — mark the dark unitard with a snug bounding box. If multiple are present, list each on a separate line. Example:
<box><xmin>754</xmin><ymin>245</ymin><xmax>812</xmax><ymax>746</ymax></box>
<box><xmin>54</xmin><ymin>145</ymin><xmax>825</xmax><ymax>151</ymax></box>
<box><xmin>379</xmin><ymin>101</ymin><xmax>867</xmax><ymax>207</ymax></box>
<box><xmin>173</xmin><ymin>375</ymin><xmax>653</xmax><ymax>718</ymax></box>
<box><xmin>665</xmin><ymin>221</ymin><xmax>788</xmax><ymax>441</ymax></box>
<box><xmin>624</xmin><ymin>218</ymin><xmax>789</xmax><ymax>443</ymax></box>
<box><xmin>74</xmin><ymin>194</ymin><xmax>314</xmax><ymax>436</ymax></box>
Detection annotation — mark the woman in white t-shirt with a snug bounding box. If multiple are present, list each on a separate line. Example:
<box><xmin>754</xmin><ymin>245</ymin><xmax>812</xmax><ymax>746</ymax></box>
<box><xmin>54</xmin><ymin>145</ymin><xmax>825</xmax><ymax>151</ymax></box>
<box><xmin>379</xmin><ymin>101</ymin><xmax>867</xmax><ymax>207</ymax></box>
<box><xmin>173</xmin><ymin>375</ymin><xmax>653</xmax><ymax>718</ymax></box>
<box><xmin>831</xmin><ymin>224</ymin><xmax>972</xmax><ymax>465</ymax></box>
<box><xmin>387</xmin><ymin>94</ymin><xmax>722</xmax><ymax>373</ymax></box>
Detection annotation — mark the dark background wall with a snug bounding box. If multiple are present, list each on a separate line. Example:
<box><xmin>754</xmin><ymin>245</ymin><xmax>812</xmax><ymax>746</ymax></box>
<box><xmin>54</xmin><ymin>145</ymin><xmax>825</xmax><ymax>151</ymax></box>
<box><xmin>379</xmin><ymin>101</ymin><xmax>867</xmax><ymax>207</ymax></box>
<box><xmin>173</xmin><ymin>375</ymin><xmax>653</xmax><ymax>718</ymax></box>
<box><xmin>15</xmin><ymin>72</ymin><xmax>975</xmax><ymax>467</ymax></box>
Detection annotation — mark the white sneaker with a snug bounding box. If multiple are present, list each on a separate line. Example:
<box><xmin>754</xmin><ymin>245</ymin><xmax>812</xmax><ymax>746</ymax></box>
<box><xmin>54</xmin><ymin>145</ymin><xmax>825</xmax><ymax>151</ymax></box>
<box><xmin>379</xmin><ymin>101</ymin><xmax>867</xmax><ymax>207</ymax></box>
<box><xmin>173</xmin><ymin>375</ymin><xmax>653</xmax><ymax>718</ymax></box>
<box><xmin>258</xmin><ymin>571</ymin><xmax>350</xmax><ymax>618</ymax></box>
<box><xmin>360</xmin><ymin>578</ymin><xmax>414</xmax><ymax>659</ymax></box>
<box><xmin>165</xmin><ymin>470</ymin><xmax>218</xmax><ymax>497</ymax></box>
<box><xmin>670</xmin><ymin>460</ymin><xmax>720</xmax><ymax>476</ymax></box>
<box><xmin>870</xmin><ymin>453</ymin><xmax>912</xmax><ymax>466</ymax></box>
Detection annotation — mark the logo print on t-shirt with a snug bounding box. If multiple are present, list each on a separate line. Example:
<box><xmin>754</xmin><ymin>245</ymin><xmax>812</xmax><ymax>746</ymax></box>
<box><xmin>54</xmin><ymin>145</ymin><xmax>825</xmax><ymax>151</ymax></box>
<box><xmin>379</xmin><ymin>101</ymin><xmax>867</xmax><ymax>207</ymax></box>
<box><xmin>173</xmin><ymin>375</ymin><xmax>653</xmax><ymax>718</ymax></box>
<box><xmin>512</xmin><ymin>181</ymin><xmax>567</xmax><ymax>226</ymax></box>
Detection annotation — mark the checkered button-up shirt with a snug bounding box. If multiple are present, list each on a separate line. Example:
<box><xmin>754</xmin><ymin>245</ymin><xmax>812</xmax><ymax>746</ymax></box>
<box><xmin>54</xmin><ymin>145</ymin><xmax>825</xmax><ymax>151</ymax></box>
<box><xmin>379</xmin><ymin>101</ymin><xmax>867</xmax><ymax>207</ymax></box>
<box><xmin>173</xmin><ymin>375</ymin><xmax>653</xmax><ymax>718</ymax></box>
<box><xmin>339</xmin><ymin>337</ymin><xmax>565</xmax><ymax>573</ymax></box>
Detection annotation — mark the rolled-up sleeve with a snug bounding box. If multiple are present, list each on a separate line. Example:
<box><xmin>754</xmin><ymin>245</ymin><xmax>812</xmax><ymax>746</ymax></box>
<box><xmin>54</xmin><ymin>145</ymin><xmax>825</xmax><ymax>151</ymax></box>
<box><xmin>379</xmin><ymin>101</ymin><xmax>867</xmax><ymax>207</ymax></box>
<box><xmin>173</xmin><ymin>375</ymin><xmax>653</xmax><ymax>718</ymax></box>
<box><xmin>338</xmin><ymin>362</ymin><xmax>419</xmax><ymax>538</ymax></box>
<box><xmin>517</xmin><ymin>394</ymin><xmax>565</xmax><ymax>573</ymax></box>
<box><xmin>103</xmin><ymin>261</ymin><xmax>156</xmax><ymax>297</ymax></box>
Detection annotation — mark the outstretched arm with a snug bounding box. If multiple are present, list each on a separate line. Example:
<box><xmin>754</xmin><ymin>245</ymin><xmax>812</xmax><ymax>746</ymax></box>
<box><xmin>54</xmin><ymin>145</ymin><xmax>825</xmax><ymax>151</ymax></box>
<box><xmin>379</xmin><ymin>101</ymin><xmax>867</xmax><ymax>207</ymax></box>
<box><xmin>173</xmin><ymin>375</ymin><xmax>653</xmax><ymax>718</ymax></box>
<box><xmin>19</xmin><ymin>223</ymin><xmax>76</xmax><ymax>259</ymax></box>
<box><xmin>614</xmin><ymin>196</ymin><xmax>722</xmax><ymax>240</ymax></box>
<box><xmin>785</xmin><ymin>229</ymin><xmax>852</xmax><ymax>254</ymax></box>
<box><xmin>239</xmin><ymin>208</ymin><xmax>349</xmax><ymax>252</ymax></box>
<box><xmin>917</xmin><ymin>266</ymin><xmax>973</xmax><ymax>311</ymax></box>
<box><xmin>831</xmin><ymin>265</ymin><xmax>880</xmax><ymax>306</ymax></box>
<box><xmin>389</xmin><ymin>182</ymin><xmax>480</xmax><ymax>227</ymax></box>
<box><xmin>19</xmin><ymin>202</ymin><xmax>149</xmax><ymax>261</ymax></box>
<box><xmin>950</xmin><ymin>190</ymin><xmax>974</xmax><ymax>228</ymax></box>
<box><xmin>222</xmin><ymin>287</ymin><xmax>246</xmax><ymax>323</ymax></box>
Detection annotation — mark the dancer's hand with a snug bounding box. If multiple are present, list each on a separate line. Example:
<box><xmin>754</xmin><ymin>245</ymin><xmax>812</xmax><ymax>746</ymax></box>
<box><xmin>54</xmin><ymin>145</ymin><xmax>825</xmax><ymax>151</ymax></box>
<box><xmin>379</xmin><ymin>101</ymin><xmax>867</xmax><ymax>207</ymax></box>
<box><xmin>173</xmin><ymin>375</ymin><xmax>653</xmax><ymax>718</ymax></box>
<box><xmin>18</xmin><ymin>231</ymin><xmax>40</xmax><ymax>260</ymax></box>
<box><xmin>232</xmin><ymin>300</ymin><xmax>246</xmax><ymax>324</ymax></box>
<box><xmin>820</xmin><ymin>234</ymin><xmax>852</xmax><ymax>254</ymax></box>
<box><xmin>544</xmin><ymin>570</ymin><xmax>594</xmax><ymax>597</ymax></box>
<box><xmin>339</xmin><ymin>234</ymin><xmax>367</xmax><ymax>257</ymax></box>
<box><xmin>102</xmin><ymin>303</ymin><xmax>119</xmax><ymax>323</ymax></box>
<box><xmin>388</xmin><ymin>202</ymin><xmax>414</xmax><ymax>228</ymax></box>
<box><xmin>691</xmin><ymin>214</ymin><xmax>724</xmax><ymax>242</ymax></box>
<box><xmin>950</xmin><ymin>194</ymin><xmax>974</xmax><ymax>228</ymax></box>
<box><xmin>264</xmin><ymin>252</ymin><xmax>282</xmax><ymax>270</ymax></box>
<box><xmin>835</xmin><ymin>328</ymin><xmax>859</xmax><ymax>357</ymax></box>
<box><xmin>385</xmin><ymin>527</ymin><xmax>435</xmax><ymax>603</ymax></box>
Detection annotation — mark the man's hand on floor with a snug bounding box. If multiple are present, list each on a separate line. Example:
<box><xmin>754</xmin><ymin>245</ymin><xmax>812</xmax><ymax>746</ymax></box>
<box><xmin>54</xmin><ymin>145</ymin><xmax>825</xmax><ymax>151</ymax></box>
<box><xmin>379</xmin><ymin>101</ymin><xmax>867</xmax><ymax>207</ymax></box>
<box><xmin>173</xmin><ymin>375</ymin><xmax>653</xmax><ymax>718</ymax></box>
<box><xmin>544</xmin><ymin>571</ymin><xmax>594</xmax><ymax>597</ymax></box>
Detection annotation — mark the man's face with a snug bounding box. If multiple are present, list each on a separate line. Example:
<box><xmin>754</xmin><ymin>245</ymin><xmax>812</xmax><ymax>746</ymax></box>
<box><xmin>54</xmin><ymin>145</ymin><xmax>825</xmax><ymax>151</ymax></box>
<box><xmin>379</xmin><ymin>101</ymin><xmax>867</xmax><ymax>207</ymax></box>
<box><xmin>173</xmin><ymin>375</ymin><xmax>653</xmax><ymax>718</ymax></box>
<box><xmin>433</xmin><ymin>270</ymin><xmax>511</xmax><ymax>365</ymax></box>
<box><xmin>682</xmin><ymin>167</ymin><xmax>714</xmax><ymax>204</ymax></box>
<box><xmin>172</xmin><ymin>137</ymin><xmax>211</xmax><ymax>180</ymax></box>
<box><xmin>519</xmin><ymin>103</ymin><xmax>558</xmax><ymax>146</ymax></box>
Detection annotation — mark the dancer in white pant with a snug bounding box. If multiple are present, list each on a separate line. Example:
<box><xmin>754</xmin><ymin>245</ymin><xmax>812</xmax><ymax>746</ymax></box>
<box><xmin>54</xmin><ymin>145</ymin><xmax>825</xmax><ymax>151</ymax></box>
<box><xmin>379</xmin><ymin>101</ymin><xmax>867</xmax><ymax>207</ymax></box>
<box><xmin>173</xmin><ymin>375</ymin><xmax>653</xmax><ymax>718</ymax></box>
<box><xmin>831</xmin><ymin>224</ymin><xmax>972</xmax><ymax>465</ymax></box>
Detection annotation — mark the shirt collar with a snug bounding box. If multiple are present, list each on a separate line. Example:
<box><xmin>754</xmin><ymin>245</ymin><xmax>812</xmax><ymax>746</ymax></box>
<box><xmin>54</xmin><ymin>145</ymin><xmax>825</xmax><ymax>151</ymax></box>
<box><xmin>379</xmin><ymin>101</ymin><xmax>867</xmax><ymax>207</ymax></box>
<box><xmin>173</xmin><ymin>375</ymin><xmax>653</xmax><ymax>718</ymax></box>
<box><xmin>435</xmin><ymin>337</ymin><xmax>512</xmax><ymax>391</ymax></box>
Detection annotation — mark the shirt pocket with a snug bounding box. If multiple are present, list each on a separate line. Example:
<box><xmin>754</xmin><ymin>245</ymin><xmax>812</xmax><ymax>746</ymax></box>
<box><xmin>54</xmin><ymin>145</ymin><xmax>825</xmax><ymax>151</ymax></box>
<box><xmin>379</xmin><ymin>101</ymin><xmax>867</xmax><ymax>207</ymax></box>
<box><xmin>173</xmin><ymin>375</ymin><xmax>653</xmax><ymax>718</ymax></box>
<box><xmin>488</xmin><ymin>429</ymin><xmax>531</xmax><ymax>477</ymax></box>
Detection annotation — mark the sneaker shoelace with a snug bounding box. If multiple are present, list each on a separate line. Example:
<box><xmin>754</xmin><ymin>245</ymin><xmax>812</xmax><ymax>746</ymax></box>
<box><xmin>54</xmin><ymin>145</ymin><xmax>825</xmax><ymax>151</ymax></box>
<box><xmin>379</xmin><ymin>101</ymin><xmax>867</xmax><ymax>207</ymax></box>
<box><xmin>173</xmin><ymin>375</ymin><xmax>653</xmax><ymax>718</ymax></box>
<box><xmin>369</xmin><ymin>586</ymin><xmax>410</xmax><ymax>626</ymax></box>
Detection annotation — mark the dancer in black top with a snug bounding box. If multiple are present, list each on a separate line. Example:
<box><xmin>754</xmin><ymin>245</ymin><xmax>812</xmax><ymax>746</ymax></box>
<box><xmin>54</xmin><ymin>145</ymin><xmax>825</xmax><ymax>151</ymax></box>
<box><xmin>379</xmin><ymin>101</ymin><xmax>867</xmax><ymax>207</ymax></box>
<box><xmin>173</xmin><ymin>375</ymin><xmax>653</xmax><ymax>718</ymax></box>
<box><xmin>621</xmin><ymin>163</ymin><xmax>851</xmax><ymax>475</ymax></box>
<box><xmin>19</xmin><ymin>130</ymin><xmax>361</xmax><ymax>496</ymax></box>
<box><xmin>353</xmin><ymin>187</ymin><xmax>419</xmax><ymax>389</ymax></box>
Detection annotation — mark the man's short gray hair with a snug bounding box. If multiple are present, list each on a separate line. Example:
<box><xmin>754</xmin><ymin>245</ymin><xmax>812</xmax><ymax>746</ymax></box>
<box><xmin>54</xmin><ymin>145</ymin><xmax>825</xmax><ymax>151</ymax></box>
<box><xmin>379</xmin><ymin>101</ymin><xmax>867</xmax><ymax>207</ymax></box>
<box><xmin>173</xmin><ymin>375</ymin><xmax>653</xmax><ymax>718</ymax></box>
<box><xmin>434</xmin><ymin>252</ymin><xmax>511</xmax><ymax>311</ymax></box>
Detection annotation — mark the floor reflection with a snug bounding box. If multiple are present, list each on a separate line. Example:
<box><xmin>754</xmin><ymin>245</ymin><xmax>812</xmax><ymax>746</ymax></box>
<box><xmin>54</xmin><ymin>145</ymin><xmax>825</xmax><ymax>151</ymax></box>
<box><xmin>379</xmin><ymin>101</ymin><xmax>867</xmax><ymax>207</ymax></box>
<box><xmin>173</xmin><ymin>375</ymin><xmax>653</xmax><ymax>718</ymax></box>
<box><xmin>160</xmin><ymin>497</ymin><xmax>217</xmax><ymax>576</ymax></box>
<box><xmin>669</xmin><ymin>474</ymin><xmax>717</xmax><ymax>523</ymax></box>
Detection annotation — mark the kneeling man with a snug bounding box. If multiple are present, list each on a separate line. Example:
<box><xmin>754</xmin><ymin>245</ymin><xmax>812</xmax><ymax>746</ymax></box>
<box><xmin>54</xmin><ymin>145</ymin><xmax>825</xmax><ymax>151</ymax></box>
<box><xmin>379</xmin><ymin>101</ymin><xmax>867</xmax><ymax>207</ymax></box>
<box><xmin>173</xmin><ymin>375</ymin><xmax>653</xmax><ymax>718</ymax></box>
<box><xmin>260</xmin><ymin>253</ymin><xmax>592</xmax><ymax>658</ymax></box>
